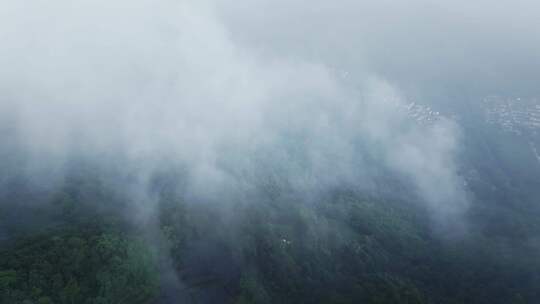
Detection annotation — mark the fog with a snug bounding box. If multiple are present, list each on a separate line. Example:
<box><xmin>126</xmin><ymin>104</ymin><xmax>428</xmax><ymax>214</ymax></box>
<box><xmin>217</xmin><ymin>0</ymin><xmax>540</xmax><ymax>98</ymax></box>
<box><xmin>2</xmin><ymin>1</ymin><xmax>540</xmax><ymax>303</ymax></box>
<box><xmin>1</xmin><ymin>0</ymin><xmax>539</xmax><ymax>230</ymax></box>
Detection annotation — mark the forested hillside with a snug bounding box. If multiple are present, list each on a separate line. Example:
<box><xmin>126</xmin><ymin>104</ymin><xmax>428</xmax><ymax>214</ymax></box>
<box><xmin>1</xmin><ymin>156</ymin><xmax>539</xmax><ymax>303</ymax></box>
<box><xmin>2</xmin><ymin>0</ymin><xmax>540</xmax><ymax>303</ymax></box>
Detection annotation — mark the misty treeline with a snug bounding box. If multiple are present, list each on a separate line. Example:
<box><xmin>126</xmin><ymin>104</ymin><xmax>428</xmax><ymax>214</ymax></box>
<box><xmin>1</xmin><ymin>146</ymin><xmax>539</xmax><ymax>304</ymax></box>
<box><xmin>1</xmin><ymin>0</ymin><xmax>540</xmax><ymax>303</ymax></box>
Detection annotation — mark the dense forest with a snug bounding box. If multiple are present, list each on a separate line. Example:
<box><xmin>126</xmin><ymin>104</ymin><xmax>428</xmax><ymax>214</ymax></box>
<box><xmin>2</xmin><ymin>0</ymin><xmax>540</xmax><ymax>303</ymax></box>
<box><xmin>1</xmin><ymin>140</ymin><xmax>539</xmax><ymax>304</ymax></box>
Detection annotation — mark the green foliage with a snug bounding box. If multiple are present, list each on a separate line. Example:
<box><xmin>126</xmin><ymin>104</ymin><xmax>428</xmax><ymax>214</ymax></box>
<box><xmin>0</xmin><ymin>230</ymin><xmax>159</xmax><ymax>304</ymax></box>
<box><xmin>2</xmin><ymin>165</ymin><xmax>540</xmax><ymax>304</ymax></box>
<box><xmin>0</xmin><ymin>270</ymin><xmax>17</xmax><ymax>291</ymax></box>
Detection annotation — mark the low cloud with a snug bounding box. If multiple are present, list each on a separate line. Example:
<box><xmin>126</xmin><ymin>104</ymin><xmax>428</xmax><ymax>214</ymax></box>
<box><xmin>5</xmin><ymin>0</ymin><xmax>537</xmax><ymax>230</ymax></box>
